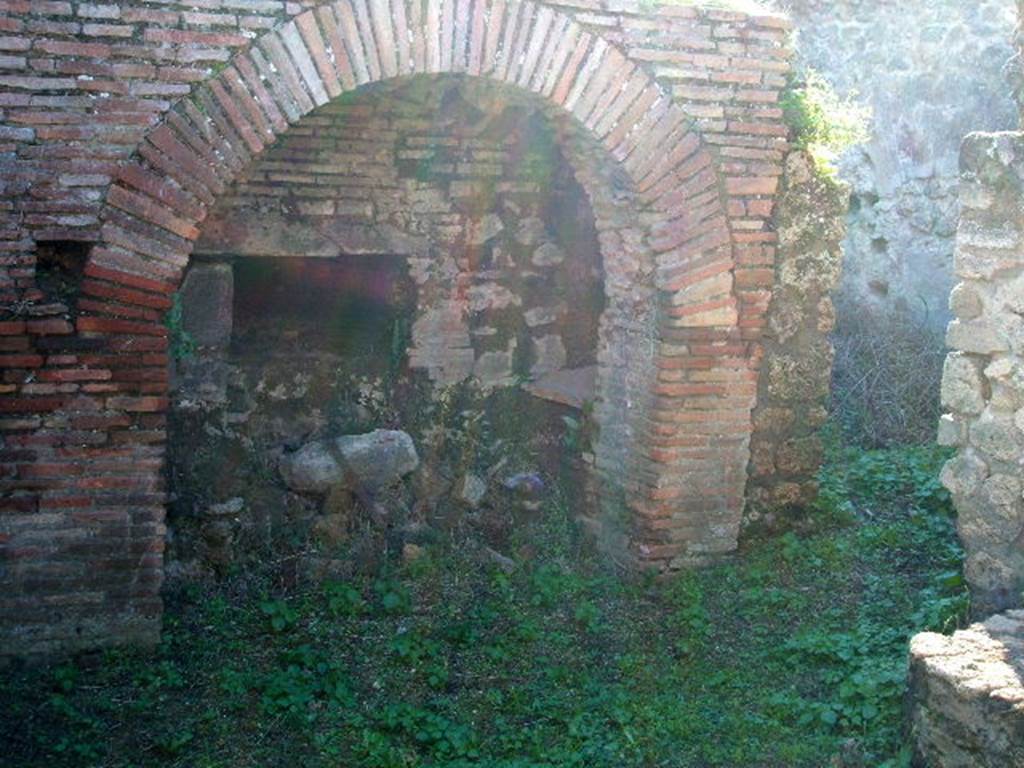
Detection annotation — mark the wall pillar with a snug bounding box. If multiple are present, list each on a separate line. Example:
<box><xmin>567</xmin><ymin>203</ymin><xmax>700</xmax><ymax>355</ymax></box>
<box><xmin>745</xmin><ymin>150</ymin><xmax>848</xmax><ymax>533</ymax></box>
<box><xmin>938</xmin><ymin>132</ymin><xmax>1024</xmax><ymax>617</ymax></box>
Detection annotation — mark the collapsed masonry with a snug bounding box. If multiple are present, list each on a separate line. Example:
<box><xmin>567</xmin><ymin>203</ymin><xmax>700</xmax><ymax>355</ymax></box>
<box><xmin>0</xmin><ymin>0</ymin><xmax>844</xmax><ymax>656</ymax></box>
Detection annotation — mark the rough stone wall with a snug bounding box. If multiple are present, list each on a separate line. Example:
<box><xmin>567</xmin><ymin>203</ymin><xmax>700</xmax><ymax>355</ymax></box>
<box><xmin>938</xmin><ymin>133</ymin><xmax>1024</xmax><ymax>618</ymax></box>
<box><xmin>783</xmin><ymin>0</ymin><xmax>1018</xmax><ymax>330</ymax></box>
<box><xmin>0</xmin><ymin>0</ymin><xmax>795</xmax><ymax>655</ymax></box>
<box><xmin>194</xmin><ymin>77</ymin><xmax>604</xmax><ymax>388</ymax></box>
<box><xmin>907</xmin><ymin>11</ymin><xmax>1024</xmax><ymax>764</ymax></box>
<box><xmin>165</xmin><ymin>78</ymin><xmax>604</xmax><ymax>574</ymax></box>
<box><xmin>745</xmin><ymin>149</ymin><xmax>846</xmax><ymax>531</ymax></box>
<box><xmin>908</xmin><ymin>610</ymin><xmax>1024</xmax><ymax>767</ymax></box>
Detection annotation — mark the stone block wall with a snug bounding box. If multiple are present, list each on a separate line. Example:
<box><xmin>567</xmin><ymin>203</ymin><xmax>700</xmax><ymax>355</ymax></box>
<box><xmin>938</xmin><ymin>133</ymin><xmax>1024</xmax><ymax>618</ymax></box>
<box><xmin>909</xmin><ymin>610</ymin><xmax>1024</xmax><ymax>767</ymax></box>
<box><xmin>907</xmin><ymin>10</ymin><xmax>1024</xmax><ymax>765</ymax></box>
<box><xmin>0</xmin><ymin>0</ymin><xmax>806</xmax><ymax>655</ymax></box>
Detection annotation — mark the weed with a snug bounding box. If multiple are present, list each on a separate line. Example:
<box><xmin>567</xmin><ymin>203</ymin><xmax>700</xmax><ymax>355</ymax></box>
<box><xmin>0</xmin><ymin>443</ymin><xmax>967</xmax><ymax>768</ymax></box>
<box><xmin>781</xmin><ymin>67</ymin><xmax>870</xmax><ymax>175</ymax></box>
<box><xmin>373</xmin><ymin>577</ymin><xmax>412</xmax><ymax>615</ymax></box>
<box><xmin>166</xmin><ymin>292</ymin><xmax>197</xmax><ymax>361</ymax></box>
<box><xmin>324</xmin><ymin>580</ymin><xmax>366</xmax><ymax>618</ymax></box>
<box><xmin>259</xmin><ymin>597</ymin><xmax>299</xmax><ymax>633</ymax></box>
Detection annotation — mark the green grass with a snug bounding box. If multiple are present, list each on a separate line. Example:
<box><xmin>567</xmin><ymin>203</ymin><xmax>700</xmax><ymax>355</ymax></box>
<box><xmin>0</xmin><ymin>442</ymin><xmax>965</xmax><ymax>767</ymax></box>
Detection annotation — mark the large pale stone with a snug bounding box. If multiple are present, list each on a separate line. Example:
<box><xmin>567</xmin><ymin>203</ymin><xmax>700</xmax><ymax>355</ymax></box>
<box><xmin>180</xmin><ymin>262</ymin><xmax>233</xmax><ymax>348</ymax></box>
<box><xmin>940</xmin><ymin>450</ymin><xmax>989</xmax><ymax>498</ymax></box>
<box><xmin>456</xmin><ymin>474</ymin><xmax>487</xmax><ymax>507</ymax></box>
<box><xmin>997</xmin><ymin>273</ymin><xmax>1024</xmax><ymax>314</ymax></box>
<box><xmin>468</xmin><ymin>213</ymin><xmax>504</xmax><ymax>246</ymax></box>
<box><xmin>947</xmin><ymin>319</ymin><xmax>1010</xmax><ymax>355</ymax></box>
<box><xmin>936</xmin><ymin>414</ymin><xmax>964</xmax><ymax>447</ymax></box>
<box><xmin>909</xmin><ymin>611</ymin><xmax>1024</xmax><ymax>767</ymax></box>
<box><xmin>281</xmin><ymin>430</ymin><xmax>419</xmax><ymax>494</ymax></box>
<box><xmin>531</xmin><ymin>242</ymin><xmax>566</xmax><ymax>267</ymax></box>
<box><xmin>473</xmin><ymin>338</ymin><xmax>517</xmax><ymax>388</ymax></box>
<box><xmin>467</xmin><ymin>282</ymin><xmax>520</xmax><ymax>312</ymax></box>
<box><xmin>981</xmin><ymin>473</ymin><xmax>1022</xmax><ymax>509</ymax></box>
<box><xmin>985</xmin><ymin>357</ymin><xmax>1024</xmax><ymax>410</ymax></box>
<box><xmin>941</xmin><ymin>353</ymin><xmax>985</xmax><ymax>414</ymax></box>
<box><xmin>524</xmin><ymin>305</ymin><xmax>563</xmax><ymax>327</ymax></box>
<box><xmin>530</xmin><ymin>334</ymin><xmax>566</xmax><ymax>376</ymax></box>
<box><xmin>970</xmin><ymin>413</ymin><xmax>1022</xmax><ymax>463</ymax></box>
<box><xmin>949</xmin><ymin>281</ymin><xmax>984</xmax><ymax>320</ymax></box>
<box><xmin>514</xmin><ymin>217</ymin><xmax>546</xmax><ymax>245</ymax></box>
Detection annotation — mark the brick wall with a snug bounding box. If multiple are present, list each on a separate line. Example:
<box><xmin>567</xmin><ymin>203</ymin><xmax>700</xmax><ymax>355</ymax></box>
<box><xmin>192</xmin><ymin>77</ymin><xmax>605</xmax><ymax>388</ymax></box>
<box><xmin>0</xmin><ymin>0</ymin><xmax>793</xmax><ymax>655</ymax></box>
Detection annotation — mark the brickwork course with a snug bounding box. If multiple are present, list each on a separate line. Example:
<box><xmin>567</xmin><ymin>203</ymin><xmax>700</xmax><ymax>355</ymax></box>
<box><xmin>0</xmin><ymin>0</ymin><xmax>807</xmax><ymax>655</ymax></box>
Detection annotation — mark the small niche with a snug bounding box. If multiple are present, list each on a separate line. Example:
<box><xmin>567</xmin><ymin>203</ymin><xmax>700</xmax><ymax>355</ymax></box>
<box><xmin>34</xmin><ymin>240</ymin><xmax>89</xmax><ymax>310</ymax></box>
<box><xmin>232</xmin><ymin>256</ymin><xmax>416</xmax><ymax>374</ymax></box>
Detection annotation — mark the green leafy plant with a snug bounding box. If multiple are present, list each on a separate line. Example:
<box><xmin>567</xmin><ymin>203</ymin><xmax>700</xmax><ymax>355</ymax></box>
<box><xmin>373</xmin><ymin>577</ymin><xmax>412</xmax><ymax>615</ymax></box>
<box><xmin>324</xmin><ymin>581</ymin><xmax>366</xmax><ymax>618</ymax></box>
<box><xmin>390</xmin><ymin>629</ymin><xmax>449</xmax><ymax>689</ymax></box>
<box><xmin>258</xmin><ymin>645</ymin><xmax>353</xmax><ymax>720</ymax></box>
<box><xmin>1</xmin><ymin>442</ymin><xmax>970</xmax><ymax>768</ymax></box>
<box><xmin>259</xmin><ymin>598</ymin><xmax>299</xmax><ymax>633</ymax></box>
<box><xmin>785</xmin><ymin>623</ymin><xmax>908</xmax><ymax>738</ymax></box>
<box><xmin>573</xmin><ymin>600</ymin><xmax>601</xmax><ymax>633</ymax></box>
<box><xmin>782</xmin><ymin>67</ymin><xmax>870</xmax><ymax>175</ymax></box>
<box><xmin>166</xmin><ymin>293</ymin><xmax>197</xmax><ymax>361</ymax></box>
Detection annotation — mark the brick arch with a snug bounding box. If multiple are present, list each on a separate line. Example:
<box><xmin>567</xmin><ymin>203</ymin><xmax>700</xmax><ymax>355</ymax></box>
<box><xmin>76</xmin><ymin>0</ymin><xmax>745</xmax><ymax>579</ymax></box>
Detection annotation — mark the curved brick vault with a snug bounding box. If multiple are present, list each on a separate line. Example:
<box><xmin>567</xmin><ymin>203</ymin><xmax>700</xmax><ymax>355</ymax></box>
<box><xmin>0</xmin><ymin>0</ymin><xmax>793</xmax><ymax>654</ymax></box>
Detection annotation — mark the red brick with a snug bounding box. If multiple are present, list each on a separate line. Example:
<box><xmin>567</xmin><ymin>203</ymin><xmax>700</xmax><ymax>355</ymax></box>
<box><xmin>0</xmin><ymin>397</ymin><xmax>67</xmax><ymax>413</ymax></box>
<box><xmin>143</xmin><ymin>28</ymin><xmax>248</xmax><ymax>47</ymax></box>
<box><xmin>314</xmin><ymin>5</ymin><xmax>355</xmax><ymax>91</ymax></box>
<box><xmin>105</xmin><ymin>184</ymin><xmax>200</xmax><ymax>241</ymax></box>
<box><xmin>25</xmin><ymin>318</ymin><xmax>73</xmax><ymax>335</ymax></box>
<box><xmin>76</xmin><ymin>316</ymin><xmax>166</xmax><ymax>337</ymax></box>
<box><xmin>84</xmin><ymin>262</ymin><xmax>176</xmax><ymax>296</ymax></box>
<box><xmin>146</xmin><ymin>123</ymin><xmax>224</xmax><ymax>198</ymax></box>
<box><xmin>234</xmin><ymin>53</ymin><xmax>288</xmax><ymax>133</ymax></box>
<box><xmin>0</xmin><ymin>354</ymin><xmax>44</xmax><ymax>368</ymax></box>
<box><xmin>105</xmin><ymin>396</ymin><xmax>167</xmax><ymax>413</ymax></box>
<box><xmin>37</xmin><ymin>368</ymin><xmax>112</xmax><ymax>383</ymax></box>
<box><xmin>76</xmin><ymin>298</ymin><xmax>160</xmax><ymax>322</ymax></box>
<box><xmin>222</xmin><ymin>64</ymin><xmax>276</xmax><ymax>143</ymax></box>
<box><xmin>295</xmin><ymin>11</ymin><xmax>342</xmax><ymax>97</ymax></box>
<box><xmin>34</xmin><ymin>39</ymin><xmax>111</xmax><ymax>58</ymax></box>
<box><xmin>551</xmin><ymin>31</ymin><xmax>591</xmax><ymax>104</ymax></box>
<box><xmin>0</xmin><ymin>337</ymin><xmax>29</xmax><ymax>352</ymax></box>
<box><xmin>208</xmin><ymin>78</ymin><xmax>264</xmax><ymax>155</ymax></box>
<box><xmin>117</xmin><ymin>163</ymin><xmax>205</xmax><ymax>222</ymax></box>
